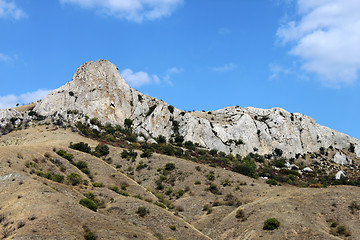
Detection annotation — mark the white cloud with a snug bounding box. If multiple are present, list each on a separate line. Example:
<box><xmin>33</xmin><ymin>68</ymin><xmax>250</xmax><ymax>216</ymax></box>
<box><xmin>0</xmin><ymin>0</ymin><xmax>27</xmax><ymax>20</ymax></box>
<box><xmin>218</xmin><ymin>28</ymin><xmax>230</xmax><ymax>35</ymax></box>
<box><xmin>277</xmin><ymin>0</ymin><xmax>360</xmax><ymax>85</ymax></box>
<box><xmin>0</xmin><ymin>89</ymin><xmax>52</xmax><ymax>109</ymax></box>
<box><xmin>121</xmin><ymin>68</ymin><xmax>160</xmax><ymax>87</ymax></box>
<box><xmin>60</xmin><ymin>0</ymin><xmax>183</xmax><ymax>22</ymax></box>
<box><xmin>0</xmin><ymin>53</ymin><xmax>11</xmax><ymax>62</ymax></box>
<box><xmin>163</xmin><ymin>66</ymin><xmax>183</xmax><ymax>85</ymax></box>
<box><xmin>167</xmin><ymin>67</ymin><xmax>183</xmax><ymax>74</ymax></box>
<box><xmin>269</xmin><ymin>64</ymin><xmax>292</xmax><ymax>80</ymax></box>
<box><xmin>211</xmin><ymin>63</ymin><xmax>237</xmax><ymax>72</ymax></box>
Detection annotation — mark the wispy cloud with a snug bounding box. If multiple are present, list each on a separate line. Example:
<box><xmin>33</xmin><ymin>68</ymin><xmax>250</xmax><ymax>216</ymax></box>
<box><xmin>269</xmin><ymin>64</ymin><xmax>292</xmax><ymax>80</ymax></box>
<box><xmin>0</xmin><ymin>0</ymin><xmax>27</xmax><ymax>20</ymax></box>
<box><xmin>218</xmin><ymin>27</ymin><xmax>230</xmax><ymax>35</ymax></box>
<box><xmin>277</xmin><ymin>0</ymin><xmax>360</xmax><ymax>86</ymax></box>
<box><xmin>0</xmin><ymin>53</ymin><xmax>11</xmax><ymax>62</ymax></box>
<box><xmin>211</xmin><ymin>63</ymin><xmax>237</xmax><ymax>72</ymax></box>
<box><xmin>60</xmin><ymin>0</ymin><xmax>183</xmax><ymax>23</ymax></box>
<box><xmin>121</xmin><ymin>69</ymin><xmax>160</xmax><ymax>87</ymax></box>
<box><xmin>163</xmin><ymin>66</ymin><xmax>183</xmax><ymax>85</ymax></box>
<box><xmin>0</xmin><ymin>89</ymin><xmax>52</xmax><ymax>109</ymax></box>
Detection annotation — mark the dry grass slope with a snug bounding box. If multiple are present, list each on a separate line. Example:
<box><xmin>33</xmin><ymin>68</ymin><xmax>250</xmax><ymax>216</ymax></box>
<box><xmin>0</xmin><ymin>125</ymin><xmax>360</xmax><ymax>240</ymax></box>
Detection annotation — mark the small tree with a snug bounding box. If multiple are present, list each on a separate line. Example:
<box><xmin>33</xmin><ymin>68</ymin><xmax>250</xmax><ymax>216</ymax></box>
<box><xmin>263</xmin><ymin>218</ymin><xmax>280</xmax><ymax>230</ymax></box>
<box><xmin>93</xmin><ymin>143</ymin><xmax>109</xmax><ymax>157</ymax></box>
<box><xmin>79</xmin><ymin>198</ymin><xmax>97</xmax><ymax>212</ymax></box>
<box><xmin>124</xmin><ymin>118</ymin><xmax>133</xmax><ymax>129</ymax></box>
<box><xmin>67</xmin><ymin>173</ymin><xmax>82</xmax><ymax>185</ymax></box>
<box><xmin>136</xmin><ymin>206</ymin><xmax>148</xmax><ymax>217</ymax></box>
<box><xmin>164</xmin><ymin>163</ymin><xmax>176</xmax><ymax>171</ymax></box>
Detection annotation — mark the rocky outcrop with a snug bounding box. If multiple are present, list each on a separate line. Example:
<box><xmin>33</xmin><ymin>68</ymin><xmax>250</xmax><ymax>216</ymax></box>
<box><xmin>2</xmin><ymin>59</ymin><xmax>359</xmax><ymax>158</ymax></box>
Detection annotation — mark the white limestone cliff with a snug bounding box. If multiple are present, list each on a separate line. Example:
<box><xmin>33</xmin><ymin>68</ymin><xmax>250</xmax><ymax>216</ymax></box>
<box><xmin>2</xmin><ymin>59</ymin><xmax>359</xmax><ymax>158</ymax></box>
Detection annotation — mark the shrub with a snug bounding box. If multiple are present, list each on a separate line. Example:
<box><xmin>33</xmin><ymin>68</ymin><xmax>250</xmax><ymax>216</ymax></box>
<box><xmin>164</xmin><ymin>163</ymin><xmax>176</xmax><ymax>171</ymax></box>
<box><xmin>140</xmin><ymin>149</ymin><xmax>153</xmax><ymax>158</ymax></box>
<box><xmin>52</xmin><ymin>174</ymin><xmax>65</xmax><ymax>183</ymax></box>
<box><xmin>274</xmin><ymin>148</ymin><xmax>283</xmax><ymax>156</ymax></box>
<box><xmin>263</xmin><ymin>218</ymin><xmax>280</xmax><ymax>230</ymax></box>
<box><xmin>136</xmin><ymin>206</ymin><xmax>148</xmax><ymax>217</ymax></box>
<box><xmin>232</xmin><ymin>156</ymin><xmax>256</xmax><ymax>178</ymax></box>
<box><xmin>336</xmin><ymin>225</ymin><xmax>351</xmax><ymax>236</ymax></box>
<box><xmin>208</xmin><ymin>183</ymin><xmax>219</xmax><ymax>194</ymax></box>
<box><xmin>207</xmin><ymin>173</ymin><xmax>215</xmax><ymax>181</ymax></box>
<box><xmin>157</xmin><ymin>135</ymin><xmax>166</xmax><ymax>144</ymax></box>
<box><xmin>349</xmin><ymin>143</ymin><xmax>355</xmax><ymax>153</ymax></box>
<box><xmin>169</xmin><ymin>225</ymin><xmax>176</xmax><ymax>231</ymax></box>
<box><xmin>273</xmin><ymin>158</ymin><xmax>286</xmax><ymax>168</ymax></box>
<box><xmin>266</xmin><ymin>179</ymin><xmax>278</xmax><ymax>186</ymax></box>
<box><xmin>76</xmin><ymin>161</ymin><xmax>88</xmax><ymax>170</ymax></box>
<box><xmin>222</xmin><ymin>178</ymin><xmax>232</xmax><ymax>187</ymax></box>
<box><xmin>168</xmin><ymin>105</ymin><xmax>174</xmax><ymax>114</ymax></box>
<box><xmin>176</xmin><ymin>189</ymin><xmax>185</xmax><ymax>198</ymax></box>
<box><xmin>124</xmin><ymin>118</ymin><xmax>133</xmax><ymax>129</ymax></box>
<box><xmin>79</xmin><ymin>198</ymin><xmax>97</xmax><ymax>212</ymax></box>
<box><xmin>161</xmin><ymin>145</ymin><xmax>174</xmax><ymax>156</ymax></box>
<box><xmin>93</xmin><ymin>143</ymin><xmax>109</xmax><ymax>157</ymax></box>
<box><xmin>67</xmin><ymin>173</ymin><xmax>82</xmax><ymax>185</ymax></box>
<box><xmin>235</xmin><ymin>209</ymin><xmax>245</xmax><ymax>219</ymax></box>
<box><xmin>90</xmin><ymin>118</ymin><xmax>101</xmax><ymax>126</ymax></box>
<box><xmin>184</xmin><ymin>141</ymin><xmax>195</xmax><ymax>150</ymax></box>
<box><xmin>84</xmin><ymin>231</ymin><xmax>97</xmax><ymax>240</ymax></box>
<box><xmin>56</xmin><ymin>150</ymin><xmax>74</xmax><ymax>161</ymax></box>
<box><xmin>92</xmin><ymin>182</ymin><xmax>104</xmax><ymax>187</ymax></box>
<box><xmin>69</xmin><ymin>142</ymin><xmax>91</xmax><ymax>153</ymax></box>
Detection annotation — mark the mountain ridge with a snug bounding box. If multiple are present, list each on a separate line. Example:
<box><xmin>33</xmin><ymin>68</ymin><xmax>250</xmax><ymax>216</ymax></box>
<box><xmin>1</xmin><ymin>59</ymin><xmax>359</xmax><ymax>159</ymax></box>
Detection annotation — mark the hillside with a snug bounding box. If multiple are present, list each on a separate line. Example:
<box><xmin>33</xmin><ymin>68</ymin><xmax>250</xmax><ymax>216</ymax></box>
<box><xmin>0</xmin><ymin>125</ymin><xmax>360</xmax><ymax>239</ymax></box>
<box><xmin>1</xmin><ymin>59</ymin><xmax>360</xmax><ymax>239</ymax></box>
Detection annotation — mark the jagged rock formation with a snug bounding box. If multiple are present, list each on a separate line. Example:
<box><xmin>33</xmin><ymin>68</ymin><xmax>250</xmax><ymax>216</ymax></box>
<box><xmin>1</xmin><ymin>59</ymin><xmax>360</xmax><ymax>158</ymax></box>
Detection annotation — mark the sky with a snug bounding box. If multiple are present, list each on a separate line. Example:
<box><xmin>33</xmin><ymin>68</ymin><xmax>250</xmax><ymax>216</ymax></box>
<box><xmin>1</xmin><ymin>0</ymin><xmax>360</xmax><ymax>139</ymax></box>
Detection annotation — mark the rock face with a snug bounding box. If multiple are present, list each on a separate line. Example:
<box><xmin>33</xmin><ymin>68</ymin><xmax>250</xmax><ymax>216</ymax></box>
<box><xmin>2</xmin><ymin>59</ymin><xmax>360</xmax><ymax>158</ymax></box>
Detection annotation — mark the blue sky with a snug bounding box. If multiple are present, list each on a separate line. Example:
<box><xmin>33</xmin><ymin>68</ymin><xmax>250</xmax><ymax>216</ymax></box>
<box><xmin>1</xmin><ymin>0</ymin><xmax>360</xmax><ymax>140</ymax></box>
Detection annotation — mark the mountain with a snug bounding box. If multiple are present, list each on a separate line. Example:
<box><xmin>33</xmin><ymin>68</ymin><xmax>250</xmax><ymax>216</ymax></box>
<box><xmin>2</xmin><ymin>59</ymin><xmax>360</xmax><ymax>159</ymax></box>
<box><xmin>1</xmin><ymin>59</ymin><xmax>360</xmax><ymax>239</ymax></box>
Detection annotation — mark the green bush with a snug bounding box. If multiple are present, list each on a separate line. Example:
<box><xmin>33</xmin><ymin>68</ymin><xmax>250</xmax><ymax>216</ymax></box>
<box><xmin>168</xmin><ymin>105</ymin><xmax>175</xmax><ymax>114</ymax></box>
<box><xmin>235</xmin><ymin>209</ymin><xmax>245</xmax><ymax>219</ymax></box>
<box><xmin>273</xmin><ymin>158</ymin><xmax>286</xmax><ymax>168</ymax></box>
<box><xmin>76</xmin><ymin>161</ymin><xmax>88</xmax><ymax>170</ymax></box>
<box><xmin>176</xmin><ymin>189</ymin><xmax>185</xmax><ymax>198</ymax></box>
<box><xmin>79</xmin><ymin>198</ymin><xmax>97</xmax><ymax>212</ymax></box>
<box><xmin>266</xmin><ymin>179</ymin><xmax>278</xmax><ymax>185</ymax></box>
<box><xmin>90</xmin><ymin>117</ymin><xmax>101</xmax><ymax>126</ymax></box>
<box><xmin>69</xmin><ymin>142</ymin><xmax>91</xmax><ymax>153</ymax></box>
<box><xmin>263</xmin><ymin>218</ymin><xmax>280</xmax><ymax>230</ymax></box>
<box><xmin>232</xmin><ymin>156</ymin><xmax>256</xmax><ymax>178</ymax></box>
<box><xmin>52</xmin><ymin>174</ymin><xmax>64</xmax><ymax>183</ymax></box>
<box><xmin>169</xmin><ymin>225</ymin><xmax>176</xmax><ymax>231</ymax></box>
<box><xmin>136</xmin><ymin>206</ymin><xmax>148</xmax><ymax>217</ymax></box>
<box><xmin>156</xmin><ymin>135</ymin><xmax>166</xmax><ymax>144</ymax></box>
<box><xmin>140</xmin><ymin>149</ymin><xmax>153</xmax><ymax>158</ymax></box>
<box><xmin>93</xmin><ymin>143</ymin><xmax>109</xmax><ymax>157</ymax></box>
<box><xmin>56</xmin><ymin>150</ymin><xmax>74</xmax><ymax>161</ymax></box>
<box><xmin>84</xmin><ymin>231</ymin><xmax>97</xmax><ymax>240</ymax></box>
<box><xmin>92</xmin><ymin>182</ymin><xmax>104</xmax><ymax>187</ymax></box>
<box><xmin>124</xmin><ymin>118</ymin><xmax>133</xmax><ymax>129</ymax></box>
<box><xmin>67</xmin><ymin>173</ymin><xmax>82</xmax><ymax>185</ymax></box>
<box><xmin>208</xmin><ymin>183</ymin><xmax>219</xmax><ymax>194</ymax></box>
<box><xmin>164</xmin><ymin>163</ymin><xmax>176</xmax><ymax>171</ymax></box>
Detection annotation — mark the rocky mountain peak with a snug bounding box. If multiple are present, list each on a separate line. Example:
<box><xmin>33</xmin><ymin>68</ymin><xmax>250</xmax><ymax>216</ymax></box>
<box><xmin>1</xmin><ymin>59</ymin><xmax>360</xmax><ymax>159</ymax></box>
<box><xmin>35</xmin><ymin>59</ymin><xmax>133</xmax><ymax>123</ymax></box>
